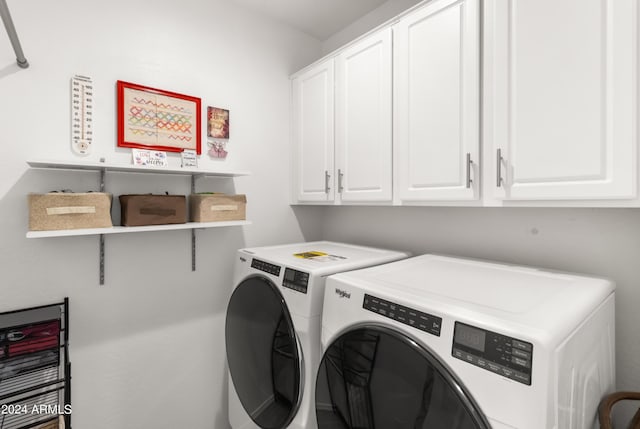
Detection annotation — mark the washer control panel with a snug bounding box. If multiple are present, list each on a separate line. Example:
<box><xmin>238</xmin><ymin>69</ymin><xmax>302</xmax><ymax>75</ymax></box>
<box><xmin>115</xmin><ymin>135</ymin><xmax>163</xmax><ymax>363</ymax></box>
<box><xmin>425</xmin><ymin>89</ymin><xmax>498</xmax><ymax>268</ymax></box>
<box><xmin>452</xmin><ymin>322</ymin><xmax>533</xmax><ymax>385</ymax></box>
<box><xmin>283</xmin><ymin>268</ymin><xmax>309</xmax><ymax>294</ymax></box>
<box><xmin>363</xmin><ymin>294</ymin><xmax>442</xmax><ymax>336</ymax></box>
<box><xmin>251</xmin><ymin>259</ymin><xmax>281</xmax><ymax>277</ymax></box>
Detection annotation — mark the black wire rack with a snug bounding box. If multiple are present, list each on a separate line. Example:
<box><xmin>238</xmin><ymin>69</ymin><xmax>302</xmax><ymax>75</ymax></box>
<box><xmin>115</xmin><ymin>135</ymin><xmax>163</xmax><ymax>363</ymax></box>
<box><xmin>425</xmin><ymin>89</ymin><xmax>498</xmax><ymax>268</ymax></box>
<box><xmin>0</xmin><ymin>299</ymin><xmax>71</xmax><ymax>429</ymax></box>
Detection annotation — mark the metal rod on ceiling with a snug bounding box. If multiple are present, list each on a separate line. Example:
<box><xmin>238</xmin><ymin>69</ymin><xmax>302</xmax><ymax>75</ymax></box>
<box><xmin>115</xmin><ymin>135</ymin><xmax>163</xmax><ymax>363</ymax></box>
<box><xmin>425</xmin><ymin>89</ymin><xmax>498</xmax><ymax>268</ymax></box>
<box><xmin>0</xmin><ymin>0</ymin><xmax>28</xmax><ymax>68</ymax></box>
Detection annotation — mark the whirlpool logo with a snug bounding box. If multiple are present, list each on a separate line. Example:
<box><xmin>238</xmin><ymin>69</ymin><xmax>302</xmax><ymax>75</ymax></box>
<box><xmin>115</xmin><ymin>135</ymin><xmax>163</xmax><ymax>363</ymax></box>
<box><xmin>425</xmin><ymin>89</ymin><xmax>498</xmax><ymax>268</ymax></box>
<box><xmin>335</xmin><ymin>288</ymin><xmax>351</xmax><ymax>299</ymax></box>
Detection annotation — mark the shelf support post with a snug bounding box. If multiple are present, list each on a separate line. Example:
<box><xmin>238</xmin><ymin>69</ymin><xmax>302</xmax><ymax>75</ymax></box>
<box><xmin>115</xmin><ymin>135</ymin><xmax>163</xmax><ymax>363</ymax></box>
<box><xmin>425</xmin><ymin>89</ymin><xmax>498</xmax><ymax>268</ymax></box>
<box><xmin>99</xmin><ymin>168</ymin><xmax>106</xmax><ymax>285</ymax></box>
<box><xmin>191</xmin><ymin>175</ymin><xmax>196</xmax><ymax>271</ymax></box>
<box><xmin>99</xmin><ymin>234</ymin><xmax>105</xmax><ymax>285</ymax></box>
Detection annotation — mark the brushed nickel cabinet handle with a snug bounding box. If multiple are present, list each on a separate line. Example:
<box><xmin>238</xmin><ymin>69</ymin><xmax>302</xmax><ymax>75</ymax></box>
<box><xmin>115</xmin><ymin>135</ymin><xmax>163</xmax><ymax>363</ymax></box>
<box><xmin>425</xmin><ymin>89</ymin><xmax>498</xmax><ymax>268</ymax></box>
<box><xmin>338</xmin><ymin>169</ymin><xmax>344</xmax><ymax>193</ymax></box>
<box><xmin>324</xmin><ymin>170</ymin><xmax>331</xmax><ymax>193</ymax></box>
<box><xmin>466</xmin><ymin>153</ymin><xmax>473</xmax><ymax>189</ymax></box>
<box><xmin>496</xmin><ymin>148</ymin><xmax>504</xmax><ymax>187</ymax></box>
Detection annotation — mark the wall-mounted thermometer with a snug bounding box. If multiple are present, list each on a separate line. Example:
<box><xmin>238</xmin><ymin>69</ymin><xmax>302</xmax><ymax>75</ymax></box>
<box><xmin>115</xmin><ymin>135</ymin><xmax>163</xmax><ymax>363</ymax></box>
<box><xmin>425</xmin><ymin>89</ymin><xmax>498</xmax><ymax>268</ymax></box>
<box><xmin>71</xmin><ymin>75</ymin><xmax>93</xmax><ymax>155</ymax></box>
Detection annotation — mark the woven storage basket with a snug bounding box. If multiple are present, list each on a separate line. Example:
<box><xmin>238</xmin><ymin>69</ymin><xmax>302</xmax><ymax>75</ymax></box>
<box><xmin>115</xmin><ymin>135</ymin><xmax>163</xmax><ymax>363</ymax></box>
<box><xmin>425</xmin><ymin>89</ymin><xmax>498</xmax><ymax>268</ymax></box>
<box><xmin>190</xmin><ymin>194</ymin><xmax>246</xmax><ymax>222</ymax></box>
<box><xmin>28</xmin><ymin>193</ymin><xmax>112</xmax><ymax>231</ymax></box>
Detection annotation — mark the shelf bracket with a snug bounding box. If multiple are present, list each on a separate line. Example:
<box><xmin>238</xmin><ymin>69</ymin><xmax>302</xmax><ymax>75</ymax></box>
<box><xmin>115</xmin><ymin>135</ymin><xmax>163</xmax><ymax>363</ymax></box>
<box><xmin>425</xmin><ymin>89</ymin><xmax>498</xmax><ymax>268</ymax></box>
<box><xmin>191</xmin><ymin>175</ymin><xmax>196</xmax><ymax>271</ymax></box>
<box><xmin>192</xmin><ymin>230</ymin><xmax>196</xmax><ymax>271</ymax></box>
<box><xmin>99</xmin><ymin>169</ymin><xmax>106</xmax><ymax>285</ymax></box>
<box><xmin>99</xmin><ymin>168</ymin><xmax>105</xmax><ymax>192</ymax></box>
<box><xmin>99</xmin><ymin>234</ymin><xmax>105</xmax><ymax>285</ymax></box>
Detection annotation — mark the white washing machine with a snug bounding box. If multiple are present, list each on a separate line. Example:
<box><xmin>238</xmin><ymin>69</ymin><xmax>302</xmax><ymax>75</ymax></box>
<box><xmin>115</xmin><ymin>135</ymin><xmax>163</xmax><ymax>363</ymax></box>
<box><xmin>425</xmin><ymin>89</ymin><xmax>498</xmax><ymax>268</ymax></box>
<box><xmin>316</xmin><ymin>254</ymin><xmax>615</xmax><ymax>429</ymax></box>
<box><xmin>225</xmin><ymin>241</ymin><xmax>409</xmax><ymax>429</ymax></box>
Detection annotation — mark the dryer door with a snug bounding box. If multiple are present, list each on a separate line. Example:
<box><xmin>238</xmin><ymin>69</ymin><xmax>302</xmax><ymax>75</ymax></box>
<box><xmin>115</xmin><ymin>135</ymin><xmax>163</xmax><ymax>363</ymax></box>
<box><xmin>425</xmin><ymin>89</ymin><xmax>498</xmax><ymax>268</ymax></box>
<box><xmin>226</xmin><ymin>276</ymin><xmax>302</xmax><ymax>429</ymax></box>
<box><xmin>315</xmin><ymin>325</ymin><xmax>490</xmax><ymax>429</ymax></box>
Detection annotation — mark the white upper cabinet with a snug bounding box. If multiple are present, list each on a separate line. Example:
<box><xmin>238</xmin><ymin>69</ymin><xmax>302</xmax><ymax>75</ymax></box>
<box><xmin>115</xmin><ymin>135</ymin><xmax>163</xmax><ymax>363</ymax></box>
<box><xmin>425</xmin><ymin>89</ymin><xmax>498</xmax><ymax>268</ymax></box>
<box><xmin>395</xmin><ymin>0</ymin><xmax>480</xmax><ymax>202</ymax></box>
<box><xmin>336</xmin><ymin>28</ymin><xmax>393</xmax><ymax>203</ymax></box>
<box><xmin>291</xmin><ymin>58</ymin><xmax>335</xmax><ymax>203</ymax></box>
<box><xmin>292</xmin><ymin>0</ymin><xmax>638</xmax><ymax>207</ymax></box>
<box><xmin>484</xmin><ymin>0</ymin><xmax>637</xmax><ymax>201</ymax></box>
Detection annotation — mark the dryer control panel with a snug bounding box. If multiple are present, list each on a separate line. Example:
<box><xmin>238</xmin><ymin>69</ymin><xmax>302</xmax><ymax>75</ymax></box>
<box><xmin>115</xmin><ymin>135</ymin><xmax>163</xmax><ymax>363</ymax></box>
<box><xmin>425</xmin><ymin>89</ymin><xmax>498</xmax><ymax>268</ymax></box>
<box><xmin>251</xmin><ymin>259</ymin><xmax>281</xmax><ymax>277</ymax></box>
<box><xmin>452</xmin><ymin>322</ymin><xmax>533</xmax><ymax>385</ymax></box>
<box><xmin>363</xmin><ymin>294</ymin><xmax>442</xmax><ymax>337</ymax></box>
<box><xmin>283</xmin><ymin>268</ymin><xmax>309</xmax><ymax>294</ymax></box>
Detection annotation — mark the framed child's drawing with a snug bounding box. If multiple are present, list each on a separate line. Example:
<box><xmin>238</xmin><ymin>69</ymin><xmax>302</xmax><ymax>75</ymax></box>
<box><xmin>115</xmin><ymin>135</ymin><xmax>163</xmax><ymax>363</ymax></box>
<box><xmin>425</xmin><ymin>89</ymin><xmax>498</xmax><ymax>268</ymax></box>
<box><xmin>117</xmin><ymin>81</ymin><xmax>202</xmax><ymax>154</ymax></box>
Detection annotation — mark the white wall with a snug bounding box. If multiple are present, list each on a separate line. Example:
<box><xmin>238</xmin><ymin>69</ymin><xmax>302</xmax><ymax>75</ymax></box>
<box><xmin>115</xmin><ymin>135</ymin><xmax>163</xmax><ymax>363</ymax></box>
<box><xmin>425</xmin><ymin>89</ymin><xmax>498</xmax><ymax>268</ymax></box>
<box><xmin>0</xmin><ymin>0</ymin><xmax>322</xmax><ymax>427</ymax></box>
<box><xmin>318</xmin><ymin>206</ymin><xmax>640</xmax><ymax>418</ymax></box>
<box><xmin>322</xmin><ymin>0</ymin><xmax>423</xmax><ymax>53</ymax></box>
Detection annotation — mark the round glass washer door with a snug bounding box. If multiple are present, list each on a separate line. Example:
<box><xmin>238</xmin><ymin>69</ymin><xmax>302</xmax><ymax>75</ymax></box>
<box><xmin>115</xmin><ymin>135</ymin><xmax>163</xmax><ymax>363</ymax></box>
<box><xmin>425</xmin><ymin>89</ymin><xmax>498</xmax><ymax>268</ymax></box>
<box><xmin>226</xmin><ymin>275</ymin><xmax>302</xmax><ymax>429</ymax></box>
<box><xmin>315</xmin><ymin>325</ymin><xmax>491</xmax><ymax>429</ymax></box>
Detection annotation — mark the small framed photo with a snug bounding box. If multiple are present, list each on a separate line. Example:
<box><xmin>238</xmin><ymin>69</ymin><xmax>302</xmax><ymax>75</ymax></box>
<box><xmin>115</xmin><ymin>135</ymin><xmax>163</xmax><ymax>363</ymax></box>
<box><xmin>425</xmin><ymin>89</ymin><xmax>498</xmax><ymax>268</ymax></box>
<box><xmin>117</xmin><ymin>81</ymin><xmax>202</xmax><ymax>154</ymax></box>
<box><xmin>207</xmin><ymin>106</ymin><xmax>230</xmax><ymax>139</ymax></box>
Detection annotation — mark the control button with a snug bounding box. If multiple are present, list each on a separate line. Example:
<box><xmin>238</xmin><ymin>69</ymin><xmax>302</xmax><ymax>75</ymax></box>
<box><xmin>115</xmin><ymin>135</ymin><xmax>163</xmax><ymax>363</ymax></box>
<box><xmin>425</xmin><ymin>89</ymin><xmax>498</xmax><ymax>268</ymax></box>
<box><xmin>512</xmin><ymin>339</ymin><xmax>532</xmax><ymax>352</ymax></box>
<box><xmin>476</xmin><ymin>359</ymin><xmax>486</xmax><ymax>368</ymax></box>
<box><xmin>501</xmin><ymin>367</ymin><xmax>514</xmax><ymax>378</ymax></box>
<box><xmin>487</xmin><ymin>363</ymin><xmax>500</xmax><ymax>373</ymax></box>
<box><xmin>513</xmin><ymin>371</ymin><xmax>531</xmax><ymax>385</ymax></box>
<box><xmin>512</xmin><ymin>356</ymin><xmax>531</xmax><ymax>368</ymax></box>
<box><xmin>512</xmin><ymin>348</ymin><xmax>531</xmax><ymax>359</ymax></box>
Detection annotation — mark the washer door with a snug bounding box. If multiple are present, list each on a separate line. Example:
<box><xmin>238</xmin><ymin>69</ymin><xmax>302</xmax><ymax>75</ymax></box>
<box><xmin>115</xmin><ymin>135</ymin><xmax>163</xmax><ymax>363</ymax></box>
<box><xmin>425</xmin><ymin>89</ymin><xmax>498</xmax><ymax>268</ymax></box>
<box><xmin>226</xmin><ymin>276</ymin><xmax>302</xmax><ymax>429</ymax></box>
<box><xmin>315</xmin><ymin>325</ymin><xmax>490</xmax><ymax>429</ymax></box>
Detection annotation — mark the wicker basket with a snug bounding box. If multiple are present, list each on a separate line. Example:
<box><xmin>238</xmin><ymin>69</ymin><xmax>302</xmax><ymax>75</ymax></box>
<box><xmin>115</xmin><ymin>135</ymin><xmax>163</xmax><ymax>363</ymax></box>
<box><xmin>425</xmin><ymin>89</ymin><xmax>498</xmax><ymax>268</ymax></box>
<box><xmin>190</xmin><ymin>194</ymin><xmax>246</xmax><ymax>222</ymax></box>
<box><xmin>28</xmin><ymin>193</ymin><xmax>112</xmax><ymax>231</ymax></box>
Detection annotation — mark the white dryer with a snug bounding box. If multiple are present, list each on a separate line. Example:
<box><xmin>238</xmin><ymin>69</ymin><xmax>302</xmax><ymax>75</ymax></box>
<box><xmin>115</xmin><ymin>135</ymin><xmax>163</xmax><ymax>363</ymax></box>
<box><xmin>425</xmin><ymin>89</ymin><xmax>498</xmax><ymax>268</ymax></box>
<box><xmin>225</xmin><ymin>241</ymin><xmax>408</xmax><ymax>429</ymax></box>
<box><xmin>316</xmin><ymin>254</ymin><xmax>615</xmax><ymax>429</ymax></box>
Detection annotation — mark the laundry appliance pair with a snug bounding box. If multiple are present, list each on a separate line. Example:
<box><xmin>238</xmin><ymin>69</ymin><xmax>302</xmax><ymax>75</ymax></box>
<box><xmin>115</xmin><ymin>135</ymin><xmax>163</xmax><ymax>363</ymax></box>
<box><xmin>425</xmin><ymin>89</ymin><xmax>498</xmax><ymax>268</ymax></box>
<box><xmin>226</xmin><ymin>242</ymin><xmax>615</xmax><ymax>429</ymax></box>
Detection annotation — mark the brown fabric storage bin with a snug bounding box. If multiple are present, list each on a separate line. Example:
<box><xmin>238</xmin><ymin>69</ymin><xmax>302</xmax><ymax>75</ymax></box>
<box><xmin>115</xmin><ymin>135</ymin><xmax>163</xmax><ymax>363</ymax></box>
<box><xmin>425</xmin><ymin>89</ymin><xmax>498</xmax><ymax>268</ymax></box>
<box><xmin>119</xmin><ymin>194</ymin><xmax>186</xmax><ymax>226</ymax></box>
<box><xmin>28</xmin><ymin>193</ymin><xmax>112</xmax><ymax>231</ymax></box>
<box><xmin>190</xmin><ymin>194</ymin><xmax>246</xmax><ymax>222</ymax></box>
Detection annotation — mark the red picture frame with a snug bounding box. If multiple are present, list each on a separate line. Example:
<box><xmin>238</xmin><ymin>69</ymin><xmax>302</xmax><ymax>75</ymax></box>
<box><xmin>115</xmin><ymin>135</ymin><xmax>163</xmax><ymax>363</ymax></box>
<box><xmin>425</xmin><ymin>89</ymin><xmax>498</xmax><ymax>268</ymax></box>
<box><xmin>117</xmin><ymin>80</ymin><xmax>202</xmax><ymax>154</ymax></box>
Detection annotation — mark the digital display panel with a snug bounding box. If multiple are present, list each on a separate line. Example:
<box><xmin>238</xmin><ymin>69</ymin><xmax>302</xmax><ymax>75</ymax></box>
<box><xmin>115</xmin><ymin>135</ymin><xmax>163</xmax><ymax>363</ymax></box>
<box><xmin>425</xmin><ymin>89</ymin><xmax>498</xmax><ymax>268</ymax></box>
<box><xmin>282</xmin><ymin>268</ymin><xmax>309</xmax><ymax>294</ymax></box>
<box><xmin>284</xmin><ymin>269</ymin><xmax>296</xmax><ymax>281</ymax></box>
<box><xmin>454</xmin><ymin>323</ymin><xmax>486</xmax><ymax>352</ymax></box>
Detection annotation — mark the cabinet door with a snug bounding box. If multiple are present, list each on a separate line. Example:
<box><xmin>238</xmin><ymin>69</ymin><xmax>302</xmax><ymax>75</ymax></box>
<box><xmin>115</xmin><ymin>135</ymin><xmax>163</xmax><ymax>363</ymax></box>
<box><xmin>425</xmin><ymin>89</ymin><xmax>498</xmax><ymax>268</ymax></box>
<box><xmin>485</xmin><ymin>0</ymin><xmax>637</xmax><ymax>201</ymax></box>
<box><xmin>395</xmin><ymin>0</ymin><xmax>480</xmax><ymax>202</ymax></box>
<box><xmin>335</xmin><ymin>28</ymin><xmax>393</xmax><ymax>203</ymax></box>
<box><xmin>292</xmin><ymin>58</ymin><xmax>335</xmax><ymax>203</ymax></box>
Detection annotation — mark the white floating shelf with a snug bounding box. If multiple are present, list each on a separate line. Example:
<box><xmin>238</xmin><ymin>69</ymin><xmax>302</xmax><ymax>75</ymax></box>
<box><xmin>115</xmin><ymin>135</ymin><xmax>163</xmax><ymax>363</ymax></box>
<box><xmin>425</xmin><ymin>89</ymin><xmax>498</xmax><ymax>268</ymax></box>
<box><xmin>26</xmin><ymin>220</ymin><xmax>252</xmax><ymax>238</ymax></box>
<box><xmin>26</xmin><ymin>158</ymin><xmax>251</xmax><ymax>284</ymax></box>
<box><xmin>27</xmin><ymin>159</ymin><xmax>251</xmax><ymax>177</ymax></box>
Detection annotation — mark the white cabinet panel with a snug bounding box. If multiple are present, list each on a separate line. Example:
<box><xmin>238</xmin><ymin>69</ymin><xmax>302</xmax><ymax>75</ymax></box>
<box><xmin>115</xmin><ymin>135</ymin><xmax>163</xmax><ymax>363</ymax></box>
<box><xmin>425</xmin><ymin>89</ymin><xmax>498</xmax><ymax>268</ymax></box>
<box><xmin>336</xmin><ymin>28</ymin><xmax>393</xmax><ymax>202</ymax></box>
<box><xmin>395</xmin><ymin>0</ymin><xmax>480</xmax><ymax>202</ymax></box>
<box><xmin>485</xmin><ymin>0</ymin><xmax>637</xmax><ymax>201</ymax></box>
<box><xmin>292</xmin><ymin>58</ymin><xmax>335</xmax><ymax>203</ymax></box>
